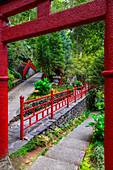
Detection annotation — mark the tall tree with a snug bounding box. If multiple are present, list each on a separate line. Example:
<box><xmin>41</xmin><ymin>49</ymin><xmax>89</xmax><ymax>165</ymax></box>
<box><xmin>35</xmin><ymin>32</ymin><xmax>65</xmax><ymax>78</ymax></box>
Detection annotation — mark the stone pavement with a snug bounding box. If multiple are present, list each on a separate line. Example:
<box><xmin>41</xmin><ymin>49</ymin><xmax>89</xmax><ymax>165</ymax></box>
<box><xmin>27</xmin><ymin>114</ymin><xmax>95</xmax><ymax>170</ymax></box>
<box><xmin>8</xmin><ymin>71</ymin><xmax>42</xmax><ymax>123</ymax></box>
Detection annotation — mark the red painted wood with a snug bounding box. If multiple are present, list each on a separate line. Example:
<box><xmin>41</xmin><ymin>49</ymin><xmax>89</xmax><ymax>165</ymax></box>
<box><xmin>23</xmin><ymin>59</ymin><xmax>36</xmax><ymax>79</ymax></box>
<box><xmin>51</xmin><ymin>89</ymin><xmax>53</xmax><ymax>119</ymax></box>
<box><xmin>101</xmin><ymin>0</ymin><xmax>113</xmax><ymax>169</ymax></box>
<box><xmin>2</xmin><ymin>0</ymin><xmax>106</xmax><ymax>43</ymax></box>
<box><xmin>20</xmin><ymin>85</ymin><xmax>88</xmax><ymax>139</ymax></box>
<box><xmin>81</xmin><ymin>84</ymin><xmax>83</xmax><ymax>98</ymax></box>
<box><xmin>0</xmin><ymin>16</ymin><xmax>9</xmax><ymax>159</ymax></box>
<box><xmin>20</xmin><ymin>95</ymin><xmax>24</xmax><ymax>140</ymax></box>
<box><xmin>37</xmin><ymin>0</ymin><xmax>51</xmax><ymax>18</ymax></box>
<box><xmin>67</xmin><ymin>87</ymin><xmax>69</xmax><ymax>108</ymax></box>
<box><xmin>0</xmin><ymin>0</ymin><xmax>46</xmax><ymax>17</ymax></box>
<box><xmin>85</xmin><ymin>84</ymin><xmax>87</xmax><ymax>95</ymax></box>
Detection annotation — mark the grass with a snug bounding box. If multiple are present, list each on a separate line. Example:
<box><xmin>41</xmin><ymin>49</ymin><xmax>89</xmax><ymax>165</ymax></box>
<box><xmin>10</xmin><ymin>110</ymin><xmax>91</xmax><ymax>169</ymax></box>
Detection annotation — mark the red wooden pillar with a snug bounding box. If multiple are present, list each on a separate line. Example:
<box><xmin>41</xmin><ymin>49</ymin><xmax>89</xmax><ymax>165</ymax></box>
<box><xmin>74</xmin><ymin>85</ymin><xmax>76</xmax><ymax>103</ymax></box>
<box><xmin>101</xmin><ymin>0</ymin><xmax>113</xmax><ymax>169</ymax></box>
<box><xmin>51</xmin><ymin>90</ymin><xmax>53</xmax><ymax>119</ymax></box>
<box><xmin>20</xmin><ymin>95</ymin><xmax>24</xmax><ymax>140</ymax></box>
<box><xmin>67</xmin><ymin>87</ymin><xmax>69</xmax><ymax>108</ymax></box>
<box><xmin>81</xmin><ymin>84</ymin><xmax>82</xmax><ymax>98</ymax></box>
<box><xmin>85</xmin><ymin>84</ymin><xmax>87</xmax><ymax>95</ymax></box>
<box><xmin>0</xmin><ymin>15</ymin><xmax>9</xmax><ymax>159</ymax></box>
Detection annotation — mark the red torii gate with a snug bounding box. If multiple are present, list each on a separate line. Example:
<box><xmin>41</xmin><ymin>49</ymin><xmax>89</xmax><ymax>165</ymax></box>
<box><xmin>0</xmin><ymin>0</ymin><xmax>112</xmax><ymax>169</ymax></box>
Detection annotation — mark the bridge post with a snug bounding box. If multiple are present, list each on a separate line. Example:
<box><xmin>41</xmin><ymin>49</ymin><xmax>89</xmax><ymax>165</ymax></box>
<box><xmin>0</xmin><ymin>15</ymin><xmax>9</xmax><ymax>159</ymax></box>
<box><xmin>101</xmin><ymin>0</ymin><xmax>113</xmax><ymax>169</ymax></box>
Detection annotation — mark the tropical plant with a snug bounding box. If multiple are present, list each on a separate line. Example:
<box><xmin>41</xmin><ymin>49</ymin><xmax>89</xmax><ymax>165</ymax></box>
<box><xmin>34</xmin><ymin>78</ymin><xmax>52</xmax><ymax>95</ymax></box>
<box><xmin>76</xmin><ymin>80</ymin><xmax>82</xmax><ymax>88</ymax></box>
<box><xmin>89</xmin><ymin>113</ymin><xmax>104</xmax><ymax>141</ymax></box>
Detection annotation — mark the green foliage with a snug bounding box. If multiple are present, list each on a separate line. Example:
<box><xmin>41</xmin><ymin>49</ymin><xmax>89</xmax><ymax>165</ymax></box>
<box><xmin>95</xmin><ymin>90</ymin><xmax>105</xmax><ymax>110</ymax></box>
<box><xmin>90</xmin><ymin>144</ymin><xmax>104</xmax><ymax>168</ymax></box>
<box><xmin>87</xmin><ymin>48</ymin><xmax>104</xmax><ymax>88</ymax></box>
<box><xmin>89</xmin><ymin>113</ymin><xmax>104</xmax><ymax>141</ymax></box>
<box><xmin>8</xmin><ymin>69</ymin><xmax>16</xmax><ymax>91</ymax></box>
<box><xmin>87</xmin><ymin>89</ymin><xmax>96</xmax><ymax>110</ymax></box>
<box><xmin>41</xmin><ymin>148</ymin><xmax>49</xmax><ymax>156</ymax></box>
<box><xmin>25</xmin><ymin>75</ymin><xmax>28</xmax><ymax>80</ymax></box>
<box><xmin>68</xmin><ymin>85</ymin><xmax>74</xmax><ymax>93</ymax></box>
<box><xmin>80</xmin><ymin>141</ymin><xmax>104</xmax><ymax>169</ymax></box>
<box><xmin>76</xmin><ymin>80</ymin><xmax>82</xmax><ymax>87</ymax></box>
<box><xmin>35</xmin><ymin>32</ymin><xmax>65</xmax><ymax>78</ymax></box>
<box><xmin>34</xmin><ymin>78</ymin><xmax>52</xmax><ymax>95</ymax></box>
<box><xmin>10</xmin><ymin>135</ymin><xmax>47</xmax><ymax>157</ymax></box>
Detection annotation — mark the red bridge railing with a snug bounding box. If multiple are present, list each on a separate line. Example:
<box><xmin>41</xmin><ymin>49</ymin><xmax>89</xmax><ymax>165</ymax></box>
<box><xmin>20</xmin><ymin>84</ymin><xmax>89</xmax><ymax>140</ymax></box>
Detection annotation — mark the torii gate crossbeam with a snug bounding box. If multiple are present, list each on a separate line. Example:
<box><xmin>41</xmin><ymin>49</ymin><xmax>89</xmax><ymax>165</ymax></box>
<box><xmin>0</xmin><ymin>0</ymin><xmax>113</xmax><ymax>169</ymax></box>
<box><xmin>1</xmin><ymin>0</ymin><xmax>105</xmax><ymax>43</ymax></box>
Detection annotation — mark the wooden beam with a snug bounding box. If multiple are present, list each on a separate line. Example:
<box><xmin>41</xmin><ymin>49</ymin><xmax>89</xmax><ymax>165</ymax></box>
<box><xmin>2</xmin><ymin>0</ymin><xmax>106</xmax><ymax>43</ymax></box>
<box><xmin>0</xmin><ymin>0</ymin><xmax>46</xmax><ymax>17</ymax></box>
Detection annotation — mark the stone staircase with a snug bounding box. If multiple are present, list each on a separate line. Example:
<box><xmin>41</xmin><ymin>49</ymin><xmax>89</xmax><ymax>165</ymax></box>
<box><xmin>27</xmin><ymin>115</ymin><xmax>95</xmax><ymax>170</ymax></box>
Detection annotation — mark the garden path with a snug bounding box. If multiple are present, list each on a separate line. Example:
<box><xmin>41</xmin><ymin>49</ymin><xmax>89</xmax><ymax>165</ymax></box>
<box><xmin>8</xmin><ymin>71</ymin><xmax>42</xmax><ymax>123</ymax></box>
<box><xmin>27</xmin><ymin>114</ymin><xmax>95</xmax><ymax>170</ymax></box>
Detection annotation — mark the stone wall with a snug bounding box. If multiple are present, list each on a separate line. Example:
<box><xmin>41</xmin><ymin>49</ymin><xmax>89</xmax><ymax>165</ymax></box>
<box><xmin>30</xmin><ymin>96</ymin><xmax>87</xmax><ymax>136</ymax></box>
<box><xmin>45</xmin><ymin>96</ymin><xmax>87</xmax><ymax>132</ymax></box>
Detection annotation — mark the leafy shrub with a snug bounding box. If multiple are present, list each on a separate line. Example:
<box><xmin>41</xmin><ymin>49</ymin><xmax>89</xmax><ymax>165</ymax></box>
<box><xmin>96</xmin><ymin>90</ymin><xmax>104</xmax><ymax>102</ymax></box>
<box><xmin>89</xmin><ymin>113</ymin><xmax>104</xmax><ymax>141</ymax></box>
<box><xmin>95</xmin><ymin>90</ymin><xmax>105</xmax><ymax>111</ymax></box>
<box><xmin>91</xmin><ymin>145</ymin><xmax>104</xmax><ymax>168</ymax></box>
<box><xmin>87</xmin><ymin>89</ymin><xmax>96</xmax><ymax>110</ymax></box>
<box><xmin>8</xmin><ymin>69</ymin><xmax>16</xmax><ymax>91</ymax></box>
<box><xmin>68</xmin><ymin>85</ymin><xmax>74</xmax><ymax>94</ymax></box>
<box><xmin>34</xmin><ymin>78</ymin><xmax>52</xmax><ymax>95</ymax></box>
<box><xmin>76</xmin><ymin>80</ymin><xmax>82</xmax><ymax>88</ymax></box>
<box><xmin>96</xmin><ymin>102</ymin><xmax>104</xmax><ymax>110</ymax></box>
<box><xmin>68</xmin><ymin>85</ymin><xmax>74</xmax><ymax>89</ymax></box>
<box><xmin>16</xmin><ymin>72</ymin><xmax>22</xmax><ymax>79</ymax></box>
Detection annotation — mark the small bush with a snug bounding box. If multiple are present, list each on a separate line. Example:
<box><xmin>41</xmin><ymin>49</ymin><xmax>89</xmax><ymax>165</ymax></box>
<box><xmin>89</xmin><ymin>113</ymin><xmax>104</xmax><ymax>141</ymax></box>
<box><xmin>91</xmin><ymin>145</ymin><xmax>104</xmax><ymax>168</ymax></box>
<box><xmin>76</xmin><ymin>80</ymin><xmax>82</xmax><ymax>88</ymax></box>
<box><xmin>34</xmin><ymin>78</ymin><xmax>52</xmax><ymax>95</ymax></box>
<box><xmin>95</xmin><ymin>90</ymin><xmax>105</xmax><ymax>111</ymax></box>
<box><xmin>8</xmin><ymin>72</ymin><xmax>15</xmax><ymax>91</ymax></box>
<box><xmin>87</xmin><ymin>89</ymin><xmax>96</xmax><ymax>110</ymax></box>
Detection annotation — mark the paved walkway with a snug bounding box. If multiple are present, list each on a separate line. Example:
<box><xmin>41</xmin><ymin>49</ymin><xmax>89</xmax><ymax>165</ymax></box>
<box><xmin>27</xmin><ymin>114</ymin><xmax>95</xmax><ymax>170</ymax></box>
<box><xmin>8</xmin><ymin>71</ymin><xmax>42</xmax><ymax>123</ymax></box>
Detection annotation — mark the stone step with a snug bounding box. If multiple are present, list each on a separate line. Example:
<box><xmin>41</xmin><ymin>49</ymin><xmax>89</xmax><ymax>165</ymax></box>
<box><xmin>66</xmin><ymin>130</ymin><xmax>92</xmax><ymax>142</ymax></box>
<box><xmin>73</xmin><ymin>126</ymin><xmax>93</xmax><ymax>132</ymax></box>
<box><xmin>46</xmin><ymin>145</ymin><xmax>85</xmax><ymax>166</ymax></box>
<box><xmin>27</xmin><ymin>156</ymin><xmax>78</xmax><ymax>170</ymax></box>
<box><xmin>80</xmin><ymin>118</ymin><xmax>94</xmax><ymax>126</ymax></box>
<box><xmin>58</xmin><ymin>138</ymin><xmax>89</xmax><ymax>151</ymax></box>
